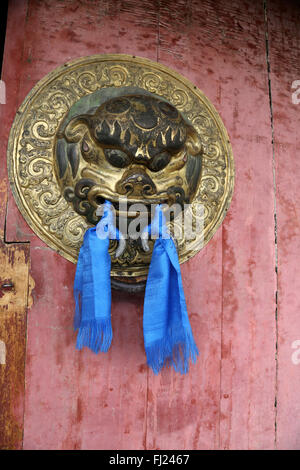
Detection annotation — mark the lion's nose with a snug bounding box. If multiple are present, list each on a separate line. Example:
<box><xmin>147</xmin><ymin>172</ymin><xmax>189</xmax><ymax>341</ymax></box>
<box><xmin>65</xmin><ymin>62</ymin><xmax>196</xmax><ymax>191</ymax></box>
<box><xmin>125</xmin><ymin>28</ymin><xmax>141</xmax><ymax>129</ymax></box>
<box><xmin>116</xmin><ymin>170</ymin><xmax>156</xmax><ymax>197</ymax></box>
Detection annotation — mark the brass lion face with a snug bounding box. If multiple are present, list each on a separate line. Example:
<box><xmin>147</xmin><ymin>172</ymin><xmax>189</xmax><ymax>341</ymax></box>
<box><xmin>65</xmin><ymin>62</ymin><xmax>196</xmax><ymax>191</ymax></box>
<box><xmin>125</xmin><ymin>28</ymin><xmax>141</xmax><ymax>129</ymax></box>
<box><xmin>55</xmin><ymin>94</ymin><xmax>203</xmax><ymax>225</ymax></box>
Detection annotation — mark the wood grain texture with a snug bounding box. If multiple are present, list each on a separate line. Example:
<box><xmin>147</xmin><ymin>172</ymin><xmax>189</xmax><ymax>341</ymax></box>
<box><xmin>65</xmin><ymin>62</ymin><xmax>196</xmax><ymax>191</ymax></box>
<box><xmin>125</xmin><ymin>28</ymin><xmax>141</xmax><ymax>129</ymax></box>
<box><xmin>267</xmin><ymin>0</ymin><xmax>300</xmax><ymax>450</ymax></box>
<box><xmin>217</xmin><ymin>1</ymin><xmax>277</xmax><ymax>448</ymax></box>
<box><xmin>23</xmin><ymin>247</ymin><xmax>148</xmax><ymax>449</ymax></box>
<box><xmin>0</xmin><ymin>0</ymin><xmax>28</xmax><ymax>240</ymax></box>
<box><xmin>0</xmin><ymin>242</ymin><xmax>29</xmax><ymax>449</ymax></box>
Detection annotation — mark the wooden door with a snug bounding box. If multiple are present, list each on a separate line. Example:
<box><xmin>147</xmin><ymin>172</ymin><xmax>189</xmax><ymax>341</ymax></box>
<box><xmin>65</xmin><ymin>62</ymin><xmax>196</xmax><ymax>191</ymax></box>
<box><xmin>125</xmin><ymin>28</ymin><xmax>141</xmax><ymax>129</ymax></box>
<box><xmin>0</xmin><ymin>0</ymin><xmax>299</xmax><ymax>450</ymax></box>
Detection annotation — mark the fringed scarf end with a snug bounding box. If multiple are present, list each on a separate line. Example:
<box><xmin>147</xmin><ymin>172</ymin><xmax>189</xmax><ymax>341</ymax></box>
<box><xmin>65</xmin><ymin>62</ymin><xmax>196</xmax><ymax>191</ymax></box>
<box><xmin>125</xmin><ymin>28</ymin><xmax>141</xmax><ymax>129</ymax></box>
<box><xmin>145</xmin><ymin>329</ymin><xmax>199</xmax><ymax>375</ymax></box>
<box><xmin>75</xmin><ymin>318</ymin><xmax>113</xmax><ymax>354</ymax></box>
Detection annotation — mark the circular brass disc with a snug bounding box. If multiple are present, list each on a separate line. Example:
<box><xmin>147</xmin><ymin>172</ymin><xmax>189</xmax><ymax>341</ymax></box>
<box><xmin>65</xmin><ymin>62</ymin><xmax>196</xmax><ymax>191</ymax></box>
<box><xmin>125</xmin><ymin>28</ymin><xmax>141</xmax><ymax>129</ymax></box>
<box><xmin>7</xmin><ymin>54</ymin><xmax>234</xmax><ymax>277</ymax></box>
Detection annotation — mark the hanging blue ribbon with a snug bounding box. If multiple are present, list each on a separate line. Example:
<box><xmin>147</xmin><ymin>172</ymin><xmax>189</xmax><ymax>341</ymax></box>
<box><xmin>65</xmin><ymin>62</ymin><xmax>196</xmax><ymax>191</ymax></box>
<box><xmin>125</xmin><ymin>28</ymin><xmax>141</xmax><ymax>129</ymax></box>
<box><xmin>142</xmin><ymin>205</ymin><xmax>199</xmax><ymax>374</ymax></box>
<box><xmin>74</xmin><ymin>201</ymin><xmax>121</xmax><ymax>353</ymax></box>
<box><xmin>74</xmin><ymin>201</ymin><xmax>198</xmax><ymax>374</ymax></box>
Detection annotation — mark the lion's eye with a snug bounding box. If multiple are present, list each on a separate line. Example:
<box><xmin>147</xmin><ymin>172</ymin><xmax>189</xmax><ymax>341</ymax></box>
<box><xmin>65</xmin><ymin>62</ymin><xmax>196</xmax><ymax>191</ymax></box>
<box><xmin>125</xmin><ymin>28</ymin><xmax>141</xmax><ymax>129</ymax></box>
<box><xmin>149</xmin><ymin>152</ymin><xmax>171</xmax><ymax>172</ymax></box>
<box><xmin>104</xmin><ymin>149</ymin><xmax>131</xmax><ymax>168</ymax></box>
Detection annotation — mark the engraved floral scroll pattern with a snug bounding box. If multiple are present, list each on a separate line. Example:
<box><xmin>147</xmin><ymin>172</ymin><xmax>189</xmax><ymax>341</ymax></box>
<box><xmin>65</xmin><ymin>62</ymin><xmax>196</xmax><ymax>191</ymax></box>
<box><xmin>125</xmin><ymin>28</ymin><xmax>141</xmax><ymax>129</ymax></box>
<box><xmin>8</xmin><ymin>55</ymin><xmax>234</xmax><ymax>276</ymax></box>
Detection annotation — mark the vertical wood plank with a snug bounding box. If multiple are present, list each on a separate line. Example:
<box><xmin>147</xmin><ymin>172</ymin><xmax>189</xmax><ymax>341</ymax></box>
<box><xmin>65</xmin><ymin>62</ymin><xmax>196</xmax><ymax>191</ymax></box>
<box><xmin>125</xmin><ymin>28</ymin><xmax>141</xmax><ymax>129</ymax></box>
<box><xmin>218</xmin><ymin>0</ymin><xmax>277</xmax><ymax>449</ymax></box>
<box><xmin>0</xmin><ymin>242</ymin><xmax>29</xmax><ymax>449</ymax></box>
<box><xmin>267</xmin><ymin>0</ymin><xmax>300</xmax><ymax>450</ymax></box>
<box><xmin>0</xmin><ymin>0</ymin><xmax>28</xmax><ymax>240</ymax></box>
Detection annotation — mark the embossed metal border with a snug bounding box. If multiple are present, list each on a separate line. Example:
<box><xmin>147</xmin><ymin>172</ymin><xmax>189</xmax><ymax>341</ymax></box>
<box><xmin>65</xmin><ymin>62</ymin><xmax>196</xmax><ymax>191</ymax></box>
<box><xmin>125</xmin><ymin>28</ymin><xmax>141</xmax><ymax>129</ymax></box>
<box><xmin>7</xmin><ymin>54</ymin><xmax>234</xmax><ymax>276</ymax></box>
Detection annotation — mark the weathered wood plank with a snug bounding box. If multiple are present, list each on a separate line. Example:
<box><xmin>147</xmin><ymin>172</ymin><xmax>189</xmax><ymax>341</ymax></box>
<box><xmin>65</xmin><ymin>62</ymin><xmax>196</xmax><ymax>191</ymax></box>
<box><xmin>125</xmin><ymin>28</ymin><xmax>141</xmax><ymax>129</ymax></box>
<box><xmin>0</xmin><ymin>0</ymin><xmax>28</xmax><ymax>240</ymax></box>
<box><xmin>0</xmin><ymin>242</ymin><xmax>29</xmax><ymax>449</ymax></box>
<box><xmin>267</xmin><ymin>0</ymin><xmax>300</xmax><ymax>450</ymax></box>
<box><xmin>215</xmin><ymin>0</ymin><xmax>277</xmax><ymax>449</ymax></box>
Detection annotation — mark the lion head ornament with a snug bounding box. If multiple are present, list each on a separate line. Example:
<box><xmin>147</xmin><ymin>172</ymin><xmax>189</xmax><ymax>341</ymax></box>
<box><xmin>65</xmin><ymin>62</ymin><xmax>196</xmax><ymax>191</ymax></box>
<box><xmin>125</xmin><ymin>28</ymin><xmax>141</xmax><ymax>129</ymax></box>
<box><xmin>8</xmin><ymin>56</ymin><xmax>234</xmax><ymax>292</ymax></box>
<box><xmin>55</xmin><ymin>94</ymin><xmax>203</xmax><ymax>228</ymax></box>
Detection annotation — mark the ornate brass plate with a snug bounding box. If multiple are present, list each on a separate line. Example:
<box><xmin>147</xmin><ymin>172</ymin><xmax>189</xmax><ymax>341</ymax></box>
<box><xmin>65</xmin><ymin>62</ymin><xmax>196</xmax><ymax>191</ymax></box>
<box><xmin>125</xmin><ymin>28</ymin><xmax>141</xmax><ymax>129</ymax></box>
<box><xmin>7</xmin><ymin>54</ymin><xmax>234</xmax><ymax>285</ymax></box>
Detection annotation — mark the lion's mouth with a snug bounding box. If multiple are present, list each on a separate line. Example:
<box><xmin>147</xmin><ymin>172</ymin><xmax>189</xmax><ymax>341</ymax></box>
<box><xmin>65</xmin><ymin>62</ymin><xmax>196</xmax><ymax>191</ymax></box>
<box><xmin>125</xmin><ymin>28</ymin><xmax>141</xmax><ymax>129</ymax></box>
<box><xmin>95</xmin><ymin>195</ymin><xmax>170</xmax><ymax>218</ymax></box>
<box><xmin>69</xmin><ymin>177</ymin><xmax>187</xmax><ymax>225</ymax></box>
<box><xmin>89</xmin><ymin>186</ymin><xmax>187</xmax><ymax>221</ymax></box>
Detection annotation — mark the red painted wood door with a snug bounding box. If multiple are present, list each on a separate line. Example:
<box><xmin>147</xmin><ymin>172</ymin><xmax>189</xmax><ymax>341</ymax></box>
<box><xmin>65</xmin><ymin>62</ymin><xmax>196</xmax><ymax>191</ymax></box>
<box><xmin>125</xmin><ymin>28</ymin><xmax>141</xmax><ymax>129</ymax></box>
<box><xmin>0</xmin><ymin>0</ymin><xmax>299</xmax><ymax>450</ymax></box>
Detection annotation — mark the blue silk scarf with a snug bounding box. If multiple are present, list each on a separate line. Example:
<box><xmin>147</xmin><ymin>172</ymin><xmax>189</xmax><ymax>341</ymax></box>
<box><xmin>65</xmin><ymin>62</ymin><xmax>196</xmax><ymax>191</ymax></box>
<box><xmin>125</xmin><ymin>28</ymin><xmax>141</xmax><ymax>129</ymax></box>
<box><xmin>73</xmin><ymin>227</ymin><xmax>112</xmax><ymax>353</ymax></box>
<box><xmin>73</xmin><ymin>201</ymin><xmax>118</xmax><ymax>353</ymax></box>
<box><xmin>74</xmin><ymin>202</ymin><xmax>198</xmax><ymax>373</ymax></box>
<box><xmin>142</xmin><ymin>205</ymin><xmax>199</xmax><ymax>374</ymax></box>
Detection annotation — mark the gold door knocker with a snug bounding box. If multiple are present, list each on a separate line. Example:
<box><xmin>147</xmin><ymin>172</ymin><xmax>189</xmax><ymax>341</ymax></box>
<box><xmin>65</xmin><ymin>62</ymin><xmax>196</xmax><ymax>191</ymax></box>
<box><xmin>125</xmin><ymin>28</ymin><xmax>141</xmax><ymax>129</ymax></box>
<box><xmin>7</xmin><ymin>55</ymin><xmax>234</xmax><ymax>291</ymax></box>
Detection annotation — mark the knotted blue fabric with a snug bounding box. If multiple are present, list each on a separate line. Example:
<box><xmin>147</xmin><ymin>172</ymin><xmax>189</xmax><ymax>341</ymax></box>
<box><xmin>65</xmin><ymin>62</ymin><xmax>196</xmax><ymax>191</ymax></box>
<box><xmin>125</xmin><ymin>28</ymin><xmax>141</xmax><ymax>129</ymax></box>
<box><xmin>74</xmin><ymin>201</ymin><xmax>198</xmax><ymax>374</ymax></box>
